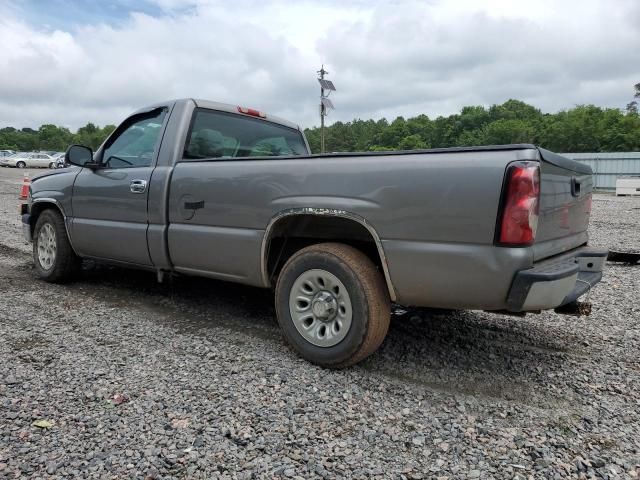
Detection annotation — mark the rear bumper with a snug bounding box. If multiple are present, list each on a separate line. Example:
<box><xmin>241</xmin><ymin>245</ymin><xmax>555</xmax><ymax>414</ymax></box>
<box><xmin>506</xmin><ymin>247</ymin><xmax>607</xmax><ymax>312</ymax></box>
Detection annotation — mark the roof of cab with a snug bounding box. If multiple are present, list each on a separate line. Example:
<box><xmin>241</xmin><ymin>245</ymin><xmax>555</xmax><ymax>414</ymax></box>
<box><xmin>130</xmin><ymin>98</ymin><xmax>302</xmax><ymax>131</ymax></box>
<box><xmin>193</xmin><ymin>99</ymin><xmax>301</xmax><ymax>131</ymax></box>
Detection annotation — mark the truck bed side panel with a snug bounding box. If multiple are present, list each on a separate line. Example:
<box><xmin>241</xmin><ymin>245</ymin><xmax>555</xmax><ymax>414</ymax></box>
<box><xmin>167</xmin><ymin>149</ymin><xmax>538</xmax><ymax>305</ymax></box>
<box><xmin>382</xmin><ymin>241</ymin><xmax>532</xmax><ymax>309</ymax></box>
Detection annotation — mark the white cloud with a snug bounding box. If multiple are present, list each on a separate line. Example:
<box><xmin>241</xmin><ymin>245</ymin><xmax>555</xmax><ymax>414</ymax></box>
<box><xmin>0</xmin><ymin>0</ymin><xmax>638</xmax><ymax>130</ymax></box>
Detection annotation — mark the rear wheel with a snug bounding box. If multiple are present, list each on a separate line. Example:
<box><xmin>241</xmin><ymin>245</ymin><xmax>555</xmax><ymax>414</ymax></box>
<box><xmin>16</xmin><ymin>161</ymin><xmax>26</xmax><ymax>168</ymax></box>
<box><xmin>33</xmin><ymin>209</ymin><xmax>79</xmax><ymax>283</ymax></box>
<box><xmin>49</xmin><ymin>162</ymin><xmax>55</xmax><ymax>169</ymax></box>
<box><xmin>275</xmin><ymin>242</ymin><xmax>390</xmax><ymax>368</ymax></box>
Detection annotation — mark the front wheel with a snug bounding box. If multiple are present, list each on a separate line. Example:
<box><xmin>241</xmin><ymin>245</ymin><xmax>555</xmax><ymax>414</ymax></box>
<box><xmin>275</xmin><ymin>243</ymin><xmax>390</xmax><ymax>368</ymax></box>
<box><xmin>33</xmin><ymin>209</ymin><xmax>80</xmax><ymax>283</ymax></box>
<box><xmin>49</xmin><ymin>162</ymin><xmax>55</xmax><ymax>169</ymax></box>
<box><xmin>16</xmin><ymin>161</ymin><xmax>26</xmax><ymax>168</ymax></box>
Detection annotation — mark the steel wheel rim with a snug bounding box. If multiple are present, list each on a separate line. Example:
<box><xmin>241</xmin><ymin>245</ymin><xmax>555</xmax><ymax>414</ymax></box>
<box><xmin>289</xmin><ymin>268</ymin><xmax>352</xmax><ymax>347</ymax></box>
<box><xmin>37</xmin><ymin>223</ymin><xmax>57</xmax><ymax>270</ymax></box>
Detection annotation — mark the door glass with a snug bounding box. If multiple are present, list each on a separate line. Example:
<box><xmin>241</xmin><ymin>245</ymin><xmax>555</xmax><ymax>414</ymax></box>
<box><xmin>102</xmin><ymin>109</ymin><xmax>167</xmax><ymax>168</ymax></box>
<box><xmin>183</xmin><ymin>109</ymin><xmax>308</xmax><ymax>160</ymax></box>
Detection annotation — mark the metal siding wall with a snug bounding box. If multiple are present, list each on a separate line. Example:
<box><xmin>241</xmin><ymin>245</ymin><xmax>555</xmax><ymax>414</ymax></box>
<box><xmin>562</xmin><ymin>155</ymin><xmax>640</xmax><ymax>191</ymax></box>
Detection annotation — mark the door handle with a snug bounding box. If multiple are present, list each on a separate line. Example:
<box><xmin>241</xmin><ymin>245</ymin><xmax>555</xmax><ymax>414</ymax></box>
<box><xmin>130</xmin><ymin>179</ymin><xmax>147</xmax><ymax>194</ymax></box>
<box><xmin>184</xmin><ymin>200</ymin><xmax>204</xmax><ymax>210</ymax></box>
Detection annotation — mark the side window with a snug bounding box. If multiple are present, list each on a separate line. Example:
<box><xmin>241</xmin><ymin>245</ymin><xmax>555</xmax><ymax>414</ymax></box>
<box><xmin>102</xmin><ymin>108</ymin><xmax>167</xmax><ymax>168</ymax></box>
<box><xmin>183</xmin><ymin>109</ymin><xmax>308</xmax><ymax>160</ymax></box>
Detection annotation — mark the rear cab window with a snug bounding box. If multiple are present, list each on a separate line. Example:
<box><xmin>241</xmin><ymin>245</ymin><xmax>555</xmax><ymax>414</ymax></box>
<box><xmin>183</xmin><ymin>109</ymin><xmax>308</xmax><ymax>160</ymax></box>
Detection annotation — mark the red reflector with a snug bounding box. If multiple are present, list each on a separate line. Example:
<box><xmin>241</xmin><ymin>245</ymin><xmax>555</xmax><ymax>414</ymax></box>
<box><xmin>237</xmin><ymin>106</ymin><xmax>266</xmax><ymax>118</ymax></box>
<box><xmin>499</xmin><ymin>164</ymin><xmax>540</xmax><ymax>246</ymax></box>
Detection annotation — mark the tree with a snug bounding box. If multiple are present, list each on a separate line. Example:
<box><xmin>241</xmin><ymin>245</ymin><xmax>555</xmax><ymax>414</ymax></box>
<box><xmin>626</xmin><ymin>82</ymin><xmax>640</xmax><ymax>115</ymax></box>
<box><xmin>482</xmin><ymin>119</ymin><xmax>536</xmax><ymax>145</ymax></box>
<box><xmin>489</xmin><ymin>99</ymin><xmax>542</xmax><ymax>122</ymax></box>
<box><xmin>0</xmin><ymin>122</ymin><xmax>116</xmax><ymax>152</ymax></box>
<box><xmin>38</xmin><ymin>124</ymin><xmax>73</xmax><ymax>151</ymax></box>
<box><xmin>398</xmin><ymin>134</ymin><xmax>428</xmax><ymax>150</ymax></box>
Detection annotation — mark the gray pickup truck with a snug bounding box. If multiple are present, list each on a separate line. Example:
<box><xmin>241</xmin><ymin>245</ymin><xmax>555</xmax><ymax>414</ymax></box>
<box><xmin>21</xmin><ymin>98</ymin><xmax>606</xmax><ymax>367</ymax></box>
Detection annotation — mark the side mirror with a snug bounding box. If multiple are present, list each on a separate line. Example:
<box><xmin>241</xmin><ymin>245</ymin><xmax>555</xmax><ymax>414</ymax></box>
<box><xmin>65</xmin><ymin>145</ymin><xmax>97</xmax><ymax>168</ymax></box>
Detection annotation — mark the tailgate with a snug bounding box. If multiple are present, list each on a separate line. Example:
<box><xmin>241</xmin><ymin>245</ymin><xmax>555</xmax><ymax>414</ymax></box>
<box><xmin>533</xmin><ymin>148</ymin><xmax>593</xmax><ymax>261</ymax></box>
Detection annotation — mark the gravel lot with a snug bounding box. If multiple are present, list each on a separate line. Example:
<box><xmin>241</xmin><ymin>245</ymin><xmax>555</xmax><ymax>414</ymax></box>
<box><xmin>1</xmin><ymin>168</ymin><xmax>639</xmax><ymax>479</ymax></box>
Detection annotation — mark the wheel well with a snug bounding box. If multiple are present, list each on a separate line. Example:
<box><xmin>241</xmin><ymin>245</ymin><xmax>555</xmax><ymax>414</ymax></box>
<box><xmin>29</xmin><ymin>203</ymin><xmax>64</xmax><ymax>236</ymax></box>
<box><xmin>264</xmin><ymin>214</ymin><xmax>390</xmax><ymax>292</ymax></box>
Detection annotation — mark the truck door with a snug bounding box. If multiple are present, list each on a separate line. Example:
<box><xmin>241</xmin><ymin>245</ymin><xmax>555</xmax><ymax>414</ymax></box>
<box><xmin>71</xmin><ymin>108</ymin><xmax>168</xmax><ymax>265</ymax></box>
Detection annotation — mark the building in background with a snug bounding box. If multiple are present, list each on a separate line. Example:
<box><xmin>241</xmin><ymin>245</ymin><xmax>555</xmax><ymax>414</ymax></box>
<box><xmin>562</xmin><ymin>152</ymin><xmax>640</xmax><ymax>192</ymax></box>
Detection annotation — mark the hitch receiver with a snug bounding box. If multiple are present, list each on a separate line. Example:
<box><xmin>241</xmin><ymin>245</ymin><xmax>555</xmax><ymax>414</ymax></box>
<box><xmin>554</xmin><ymin>301</ymin><xmax>592</xmax><ymax>317</ymax></box>
<box><xmin>607</xmin><ymin>250</ymin><xmax>640</xmax><ymax>265</ymax></box>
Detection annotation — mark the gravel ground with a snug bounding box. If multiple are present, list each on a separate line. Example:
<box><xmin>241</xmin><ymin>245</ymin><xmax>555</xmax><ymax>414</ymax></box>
<box><xmin>0</xmin><ymin>168</ymin><xmax>639</xmax><ymax>479</ymax></box>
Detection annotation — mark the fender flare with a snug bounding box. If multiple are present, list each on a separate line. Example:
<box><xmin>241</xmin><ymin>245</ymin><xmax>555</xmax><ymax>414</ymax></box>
<box><xmin>260</xmin><ymin>208</ymin><xmax>397</xmax><ymax>302</ymax></box>
<box><xmin>30</xmin><ymin>198</ymin><xmax>76</xmax><ymax>251</ymax></box>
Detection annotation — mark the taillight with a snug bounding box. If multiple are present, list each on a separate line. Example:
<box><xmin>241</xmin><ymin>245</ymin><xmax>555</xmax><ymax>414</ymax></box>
<box><xmin>498</xmin><ymin>163</ymin><xmax>540</xmax><ymax>246</ymax></box>
<box><xmin>237</xmin><ymin>106</ymin><xmax>266</xmax><ymax>118</ymax></box>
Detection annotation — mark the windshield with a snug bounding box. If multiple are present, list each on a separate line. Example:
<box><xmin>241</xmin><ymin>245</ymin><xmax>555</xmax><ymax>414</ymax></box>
<box><xmin>184</xmin><ymin>109</ymin><xmax>308</xmax><ymax>159</ymax></box>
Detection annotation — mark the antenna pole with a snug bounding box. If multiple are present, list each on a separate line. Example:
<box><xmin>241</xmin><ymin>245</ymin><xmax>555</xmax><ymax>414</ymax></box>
<box><xmin>318</xmin><ymin>65</ymin><xmax>327</xmax><ymax>153</ymax></box>
<box><xmin>317</xmin><ymin>65</ymin><xmax>336</xmax><ymax>154</ymax></box>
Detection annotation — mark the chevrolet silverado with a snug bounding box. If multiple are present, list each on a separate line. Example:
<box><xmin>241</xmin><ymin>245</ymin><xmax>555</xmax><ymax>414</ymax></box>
<box><xmin>20</xmin><ymin>99</ymin><xmax>607</xmax><ymax>367</ymax></box>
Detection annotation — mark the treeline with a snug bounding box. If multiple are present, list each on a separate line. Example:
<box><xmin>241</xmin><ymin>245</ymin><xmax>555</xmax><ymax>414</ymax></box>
<box><xmin>304</xmin><ymin>100</ymin><xmax>640</xmax><ymax>153</ymax></box>
<box><xmin>2</xmin><ymin>99</ymin><xmax>639</xmax><ymax>154</ymax></box>
<box><xmin>0</xmin><ymin>123</ymin><xmax>116</xmax><ymax>152</ymax></box>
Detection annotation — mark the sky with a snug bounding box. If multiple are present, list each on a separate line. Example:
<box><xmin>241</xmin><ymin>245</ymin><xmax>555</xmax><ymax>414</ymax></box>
<box><xmin>0</xmin><ymin>0</ymin><xmax>639</xmax><ymax>130</ymax></box>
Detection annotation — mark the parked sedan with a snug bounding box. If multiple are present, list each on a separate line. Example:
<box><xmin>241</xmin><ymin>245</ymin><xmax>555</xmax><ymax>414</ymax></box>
<box><xmin>0</xmin><ymin>152</ymin><xmax>56</xmax><ymax>168</ymax></box>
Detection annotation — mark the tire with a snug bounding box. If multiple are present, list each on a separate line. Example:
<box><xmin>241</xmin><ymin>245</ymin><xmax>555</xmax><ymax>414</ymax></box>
<box><xmin>16</xmin><ymin>161</ymin><xmax>26</xmax><ymax>168</ymax></box>
<box><xmin>275</xmin><ymin>242</ymin><xmax>390</xmax><ymax>368</ymax></box>
<box><xmin>49</xmin><ymin>162</ymin><xmax>55</xmax><ymax>169</ymax></box>
<box><xmin>33</xmin><ymin>209</ymin><xmax>79</xmax><ymax>283</ymax></box>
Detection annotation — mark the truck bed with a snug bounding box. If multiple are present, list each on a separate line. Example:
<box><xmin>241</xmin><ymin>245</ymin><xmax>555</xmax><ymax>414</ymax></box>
<box><xmin>163</xmin><ymin>144</ymin><xmax>592</xmax><ymax>309</ymax></box>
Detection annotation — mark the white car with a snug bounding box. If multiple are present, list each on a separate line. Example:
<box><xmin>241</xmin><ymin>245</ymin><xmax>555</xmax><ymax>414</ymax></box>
<box><xmin>52</xmin><ymin>152</ymin><xmax>67</xmax><ymax>168</ymax></box>
<box><xmin>0</xmin><ymin>152</ymin><xmax>56</xmax><ymax>169</ymax></box>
